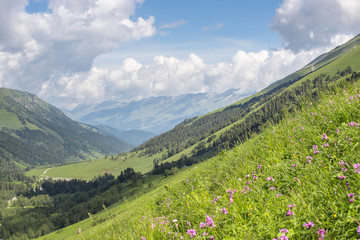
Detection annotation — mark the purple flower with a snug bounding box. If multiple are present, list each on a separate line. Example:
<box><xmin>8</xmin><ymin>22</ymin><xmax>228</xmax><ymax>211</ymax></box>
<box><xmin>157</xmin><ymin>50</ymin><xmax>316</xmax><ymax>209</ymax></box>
<box><xmin>141</xmin><ymin>237</ymin><xmax>146</xmax><ymax>240</ymax></box>
<box><xmin>303</xmin><ymin>221</ymin><xmax>315</xmax><ymax>228</ymax></box>
<box><xmin>338</xmin><ymin>176</ymin><xmax>347</xmax><ymax>180</ymax></box>
<box><xmin>306</xmin><ymin>156</ymin><xmax>313</xmax><ymax>160</ymax></box>
<box><xmin>279</xmin><ymin>229</ymin><xmax>289</xmax><ymax>234</ymax></box>
<box><xmin>187</xmin><ymin>229</ymin><xmax>196</xmax><ymax>238</ymax></box>
<box><xmin>257</xmin><ymin>165</ymin><xmax>262</xmax><ymax>169</ymax></box>
<box><xmin>342</xmin><ymin>167</ymin><xmax>347</xmax><ymax>172</ymax></box>
<box><xmin>357</xmin><ymin>225</ymin><xmax>360</xmax><ymax>235</ymax></box>
<box><xmin>210</xmin><ymin>236</ymin><xmax>215</xmax><ymax>240</ymax></box>
<box><xmin>202</xmin><ymin>232</ymin><xmax>208</xmax><ymax>236</ymax></box>
<box><xmin>323</xmin><ymin>143</ymin><xmax>329</xmax><ymax>147</ymax></box>
<box><xmin>313</xmin><ymin>145</ymin><xmax>318</xmax><ymax>150</ymax></box>
<box><xmin>287</xmin><ymin>204</ymin><xmax>296</xmax><ymax>209</ymax></box>
<box><xmin>276</xmin><ymin>194</ymin><xmax>282</xmax><ymax>197</ymax></box>
<box><xmin>322</xmin><ymin>133</ymin><xmax>328</xmax><ymax>140</ymax></box>
<box><xmin>206</xmin><ymin>215</ymin><xmax>216</xmax><ymax>228</ymax></box>
<box><xmin>270</xmin><ymin>187</ymin><xmax>276</xmax><ymax>190</ymax></box>
<box><xmin>354</xmin><ymin>163</ymin><xmax>360</xmax><ymax>169</ymax></box>
<box><xmin>349</xmin><ymin>198</ymin><xmax>354</xmax><ymax>203</ymax></box>
<box><xmin>199</xmin><ymin>222</ymin><xmax>206</xmax><ymax>228</ymax></box>
<box><xmin>221</xmin><ymin>207</ymin><xmax>228</xmax><ymax>214</ymax></box>
<box><xmin>267</xmin><ymin>177</ymin><xmax>274</xmax><ymax>181</ymax></box>
<box><xmin>317</xmin><ymin>228</ymin><xmax>326</xmax><ymax>240</ymax></box>
<box><xmin>285</xmin><ymin>209</ymin><xmax>295</xmax><ymax>216</ymax></box>
<box><xmin>339</xmin><ymin>160</ymin><xmax>348</xmax><ymax>166</ymax></box>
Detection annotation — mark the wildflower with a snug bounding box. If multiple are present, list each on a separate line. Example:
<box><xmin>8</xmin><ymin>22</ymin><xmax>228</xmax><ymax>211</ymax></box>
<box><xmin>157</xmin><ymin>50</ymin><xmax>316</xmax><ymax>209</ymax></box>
<box><xmin>306</xmin><ymin>156</ymin><xmax>313</xmax><ymax>160</ymax></box>
<box><xmin>187</xmin><ymin>229</ymin><xmax>196</xmax><ymax>238</ymax></box>
<box><xmin>206</xmin><ymin>215</ymin><xmax>216</xmax><ymax>228</ymax></box>
<box><xmin>322</xmin><ymin>133</ymin><xmax>328</xmax><ymax>140</ymax></box>
<box><xmin>323</xmin><ymin>143</ymin><xmax>329</xmax><ymax>147</ymax></box>
<box><xmin>336</xmin><ymin>129</ymin><xmax>339</xmax><ymax>134</ymax></box>
<box><xmin>337</xmin><ymin>176</ymin><xmax>346</xmax><ymax>180</ymax></box>
<box><xmin>349</xmin><ymin>198</ymin><xmax>354</xmax><ymax>203</ymax></box>
<box><xmin>349</xmin><ymin>121</ymin><xmax>355</xmax><ymax>127</ymax></box>
<box><xmin>285</xmin><ymin>209</ymin><xmax>295</xmax><ymax>216</ymax></box>
<box><xmin>301</xmin><ymin>127</ymin><xmax>304</xmax><ymax>130</ymax></box>
<box><xmin>202</xmin><ymin>232</ymin><xmax>208</xmax><ymax>236</ymax></box>
<box><xmin>292</xmin><ymin>164</ymin><xmax>297</xmax><ymax>168</ymax></box>
<box><xmin>317</xmin><ymin>228</ymin><xmax>326</xmax><ymax>240</ymax></box>
<box><xmin>257</xmin><ymin>165</ymin><xmax>262</xmax><ymax>169</ymax></box>
<box><xmin>210</xmin><ymin>236</ymin><xmax>215</xmax><ymax>240</ymax></box>
<box><xmin>276</xmin><ymin>194</ymin><xmax>282</xmax><ymax>197</ymax></box>
<box><xmin>313</xmin><ymin>145</ymin><xmax>318</xmax><ymax>150</ymax></box>
<box><xmin>199</xmin><ymin>222</ymin><xmax>206</xmax><ymax>228</ymax></box>
<box><xmin>230</xmin><ymin>196</ymin><xmax>234</xmax><ymax>203</ymax></box>
<box><xmin>354</xmin><ymin>163</ymin><xmax>360</xmax><ymax>169</ymax></box>
<box><xmin>339</xmin><ymin>160</ymin><xmax>348</xmax><ymax>166</ymax></box>
<box><xmin>141</xmin><ymin>237</ymin><xmax>146</xmax><ymax>240</ymax></box>
<box><xmin>357</xmin><ymin>225</ymin><xmax>360</xmax><ymax>235</ymax></box>
<box><xmin>211</xmin><ymin>197</ymin><xmax>218</xmax><ymax>204</ymax></box>
<box><xmin>270</xmin><ymin>187</ymin><xmax>276</xmax><ymax>190</ymax></box>
<box><xmin>303</xmin><ymin>221</ymin><xmax>315</xmax><ymax>228</ymax></box>
<box><xmin>172</xmin><ymin>219</ymin><xmax>178</xmax><ymax>223</ymax></box>
<box><xmin>342</xmin><ymin>167</ymin><xmax>347</xmax><ymax>172</ymax></box>
<box><xmin>267</xmin><ymin>177</ymin><xmax>274</xmax><ymax>181</ymax></box>
<box><xmin>287</xmin><ymin>204</ymin><xmax>296</xmax><ymax>209</ymax></box>
<box><xmin>187</xmin><ymin>221</ymin><xmax>191</xmax><ymax>226</ymax></box>
<box><xmin>279</xmin><ymin>229</ymin><xmax>289</xmax><ymax>234</ymax></box>
<box><xmin>221</xmin><ymin>207</ymin><xmax>228</xmax><ymax>214</ymax></box>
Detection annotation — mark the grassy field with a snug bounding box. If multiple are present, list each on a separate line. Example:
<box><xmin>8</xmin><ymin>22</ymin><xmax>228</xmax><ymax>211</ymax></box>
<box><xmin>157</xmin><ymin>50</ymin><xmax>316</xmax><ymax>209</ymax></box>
<box><xmin>26</xmin><ymin>152</ymin><xmax>164</xmax><ymax>180</ymax></box>
<box><xmin>38</xmin><ymin>76</ymin><xmax>360</xmax><ymax>239</ymax></box>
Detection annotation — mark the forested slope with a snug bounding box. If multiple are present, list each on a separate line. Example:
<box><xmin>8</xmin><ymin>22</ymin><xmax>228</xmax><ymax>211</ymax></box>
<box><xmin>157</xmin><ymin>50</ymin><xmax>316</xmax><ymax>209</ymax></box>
<box><xmin>0</xmin><ymin>88</ymin><xmax>133</xmax><ymax>168</ymax></box>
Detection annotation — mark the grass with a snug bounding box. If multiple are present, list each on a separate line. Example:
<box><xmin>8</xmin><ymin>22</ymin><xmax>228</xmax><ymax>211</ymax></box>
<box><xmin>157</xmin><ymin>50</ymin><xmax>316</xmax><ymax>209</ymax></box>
<box><xmin>38</xmin><ymin>78</ymin><xmax>360</xmax><ymax>239</ymax></box>
<box><xmin>26</xmin><ymin>152</ymin><xmax>165</xmax><ymax>180</ymax></box>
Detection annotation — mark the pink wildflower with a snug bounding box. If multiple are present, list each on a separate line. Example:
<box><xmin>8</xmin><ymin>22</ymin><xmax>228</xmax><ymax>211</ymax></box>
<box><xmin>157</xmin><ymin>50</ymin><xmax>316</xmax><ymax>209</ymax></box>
<box><xmin>303</xmin><ymin>222</ymin><xmax>315</xmax><ymax>228</ymax></box>
<box><xmin>221</xmin><ymin>207</ymin><xmax>228</xmax><ymax>214</ymax></box>
<box><xmin>322</xmin><ymin>133</ymin><xmax>328</xmax><ymax>140</ymax></box>
<box><xmin>187</xmin><ymin>229</ymin><xmax>196</xmax><ymax>238</ymax></box>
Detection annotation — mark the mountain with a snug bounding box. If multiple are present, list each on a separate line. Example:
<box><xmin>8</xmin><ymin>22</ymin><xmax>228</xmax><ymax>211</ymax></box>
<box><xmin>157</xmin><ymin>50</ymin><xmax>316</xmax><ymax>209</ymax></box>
<box><xmin>0</xmin><ymin>88</ymin><xmax>133</xmax><ymax>168</ymax></box>
<box><xmin>95</xmin><ymin>125</ymin><xmax>155</xmax><ymax>146</ymax></box>
<box><xmin>63</xmin><ymin>89</ymin><xmax>251</xmax><ymax>134</ymax></box>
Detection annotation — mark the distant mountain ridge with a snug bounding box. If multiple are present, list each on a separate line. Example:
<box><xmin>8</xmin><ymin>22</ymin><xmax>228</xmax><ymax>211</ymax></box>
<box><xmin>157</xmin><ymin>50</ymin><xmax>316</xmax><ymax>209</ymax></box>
<box><xmin>64</xmin><ymin>89</ymin><xmax>252</xmax><ymax>134</ymax></box>
<box><xmin>0</xmin><ymin>88</ymin><xmax>133</xmax><ymax>168</ymax></box>
<box><xmin>96</xmin><ymin>125</ymin><xmax>155</xmax><ymax>146</ymax></box>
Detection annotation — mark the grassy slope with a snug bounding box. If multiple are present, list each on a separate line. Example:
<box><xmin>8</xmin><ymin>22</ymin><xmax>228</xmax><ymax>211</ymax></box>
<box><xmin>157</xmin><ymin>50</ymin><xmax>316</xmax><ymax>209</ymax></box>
<box><xmin>38</xmin><ymin>79</ymin><xmax>360</xmax><ymax>239</ymax></box>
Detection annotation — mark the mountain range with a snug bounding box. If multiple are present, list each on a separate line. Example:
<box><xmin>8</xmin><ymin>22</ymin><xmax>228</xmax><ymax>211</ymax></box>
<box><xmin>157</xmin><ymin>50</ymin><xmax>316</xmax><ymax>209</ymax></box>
<box><xmin>63</xmin><ymin>89</ymin><xmax>252</xmax><ymax>135</ymax></box>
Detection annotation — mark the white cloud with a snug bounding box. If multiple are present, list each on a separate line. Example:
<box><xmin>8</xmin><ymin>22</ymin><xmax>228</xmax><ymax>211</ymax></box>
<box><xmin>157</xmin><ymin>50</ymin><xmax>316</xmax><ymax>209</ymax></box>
<box><xmin>39</xmin><ymin>47</ymin><xmax>325</xmax><ymax>109</ymax></box>
<box><xmin>271</xmin><ymin>0</ymin><xmax>360</xmax><ymax>51</ymax></box>
<box><xmin>159</xmin><ymin>20</ymin><xmax>187</xmax><ymax>29</ymax></box>
<box><xmin>0</xmin><ymin>0</ymin><xmax>155</xmax><ymax>93</ymax></box>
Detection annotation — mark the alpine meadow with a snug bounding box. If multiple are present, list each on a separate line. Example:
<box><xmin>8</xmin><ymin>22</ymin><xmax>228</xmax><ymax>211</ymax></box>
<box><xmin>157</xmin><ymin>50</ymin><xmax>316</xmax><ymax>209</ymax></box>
<box><xmin>1</xmin><ymin>1</ymin><xmax>360</xmax><ymax>240</ymax></box>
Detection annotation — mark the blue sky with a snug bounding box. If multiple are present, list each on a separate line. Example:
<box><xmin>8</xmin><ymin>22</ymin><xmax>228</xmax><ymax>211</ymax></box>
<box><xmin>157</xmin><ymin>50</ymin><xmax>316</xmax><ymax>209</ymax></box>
<box><xmin>1</xmin><ymin>0</ymin><xmax>359</xmax><ymax>108</ymax></box>
<box><xmin>99</xmin><ymin>0</ymin><xmax>283</xmax><ymax>65</ymax></box>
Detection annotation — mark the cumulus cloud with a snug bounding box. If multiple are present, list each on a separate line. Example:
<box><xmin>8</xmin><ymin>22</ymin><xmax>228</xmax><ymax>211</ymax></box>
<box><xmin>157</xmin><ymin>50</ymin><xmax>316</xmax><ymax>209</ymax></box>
<box><xmin>39</xmin><ymin>48</ymin><xmax>325</xmax><ymax>109</ymax></box>
<box><xmin>271</xmin><ymin>0</ymin><xmax>360</xmax><ymax>51</ymax></box>
<box><xmin>0</xmin><ymin>0</ymin><xmax>155</xmax><ymax>92</ymax></box>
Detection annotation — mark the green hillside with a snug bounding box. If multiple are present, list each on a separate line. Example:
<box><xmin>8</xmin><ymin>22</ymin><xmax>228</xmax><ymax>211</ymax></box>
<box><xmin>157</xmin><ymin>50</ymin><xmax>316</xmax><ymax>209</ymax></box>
<box><xmin>37</xmin><ymin>62</ymin><xmax>360</xmax><ymax>240</ymax></box>
<box><xmin>0</xmin><ymin>88</ymin><xmax>133</xmax><ymax>168</ymax></box>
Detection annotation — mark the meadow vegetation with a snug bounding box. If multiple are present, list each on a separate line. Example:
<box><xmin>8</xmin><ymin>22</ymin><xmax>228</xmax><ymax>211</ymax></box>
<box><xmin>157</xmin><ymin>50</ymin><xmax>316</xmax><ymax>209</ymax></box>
<box><xmin>40</xmin><ymin>75</ymin><xmax>360</xmax><ymax>239</ymax></box>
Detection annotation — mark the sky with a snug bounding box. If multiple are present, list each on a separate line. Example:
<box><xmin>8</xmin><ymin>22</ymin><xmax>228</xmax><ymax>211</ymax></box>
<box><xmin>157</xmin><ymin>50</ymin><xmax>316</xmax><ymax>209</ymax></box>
<box><xmin>0</xmin><ymin>0</ymin><xmax>359</xmax><ymax>109</ymax></box>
